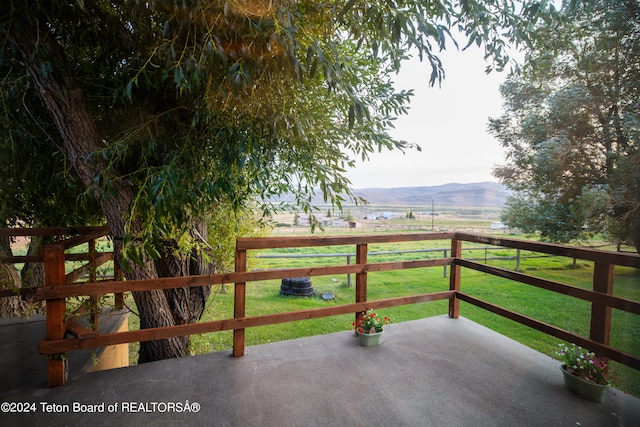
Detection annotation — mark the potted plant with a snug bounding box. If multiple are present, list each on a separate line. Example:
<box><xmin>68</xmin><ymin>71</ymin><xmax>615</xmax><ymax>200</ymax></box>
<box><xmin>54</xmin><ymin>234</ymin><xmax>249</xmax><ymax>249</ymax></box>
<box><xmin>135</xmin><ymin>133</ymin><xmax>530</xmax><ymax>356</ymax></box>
<box><xmin>557</xmin><ymin>343</ymin><xmax>614</xmax><ymax>402</ymax></box>
<box><xmin>353</xmin><ymin>309</ymin><xmax>391</xmax><ymax>347</ymax></box>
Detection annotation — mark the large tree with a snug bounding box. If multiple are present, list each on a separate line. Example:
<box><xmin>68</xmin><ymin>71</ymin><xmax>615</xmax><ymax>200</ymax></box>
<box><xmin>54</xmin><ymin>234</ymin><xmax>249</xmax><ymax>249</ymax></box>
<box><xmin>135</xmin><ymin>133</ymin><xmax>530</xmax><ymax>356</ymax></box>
<box><xmin>0</xmin><ymin>43</ymin><xmax>104</xmax><ymax>318</ymax></box>
<box><xmin>491</xmin><ymin>0</ymin><xmax>640</xmax><ymax>252</ymax></box>
<box><xmin>0</xmin><ymin>0</ymin><xmax>551</xmax><ymax>361</ymax></box>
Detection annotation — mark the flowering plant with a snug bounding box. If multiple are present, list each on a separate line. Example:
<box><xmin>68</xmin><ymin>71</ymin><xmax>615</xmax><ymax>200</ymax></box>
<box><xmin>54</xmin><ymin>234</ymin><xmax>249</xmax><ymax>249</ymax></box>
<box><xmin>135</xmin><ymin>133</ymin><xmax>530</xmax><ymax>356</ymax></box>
<box><xmin>557</xmin><ymin>343</ymin><xmax>613</xmax><ymax>386</ymax></box>
<box><xmin>353</xmin><ymin>309</ymin><xmax>391</xmax><ymax>334</ymax></box>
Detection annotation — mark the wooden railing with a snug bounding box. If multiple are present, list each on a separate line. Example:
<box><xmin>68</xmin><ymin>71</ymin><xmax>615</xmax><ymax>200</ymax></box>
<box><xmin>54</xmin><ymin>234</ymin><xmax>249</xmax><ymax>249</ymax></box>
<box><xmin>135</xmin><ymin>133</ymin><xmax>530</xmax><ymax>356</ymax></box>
<box><xmin>2</xmin><ymin>229</ymin><xmax>639</xmax><ymax>387</ymax></box>
<box><xmin>0</xmin><ymin>226</ymin><xmax>123</xmax><ymax>385</ymax></box>
<box><xmin>450</xmin><ymin>233</ymin><xmax>640</xmax><ymax>368</ymax></box>
<box><xmin>0</xmin><ymin>227</ymin><xmax>115</xmax><ymax>299</ymax></box>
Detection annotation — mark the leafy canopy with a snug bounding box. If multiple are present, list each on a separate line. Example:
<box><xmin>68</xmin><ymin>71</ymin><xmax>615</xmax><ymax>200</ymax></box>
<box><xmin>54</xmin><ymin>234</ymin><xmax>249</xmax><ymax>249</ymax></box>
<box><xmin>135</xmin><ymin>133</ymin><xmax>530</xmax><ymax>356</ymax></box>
<box><xmin>1</xmin><ymin>1</ymin><xmax>555</xmax><ymax>246</ymax></box>
<box><xmin>0</xmin><ymin>73</ymin><xmax>102</xmax><ymax>227</ymax></box>
<box><xmin>490</xmin><ymin>0</ymin><xmax>640</xmax><ymax>251</ymax></box>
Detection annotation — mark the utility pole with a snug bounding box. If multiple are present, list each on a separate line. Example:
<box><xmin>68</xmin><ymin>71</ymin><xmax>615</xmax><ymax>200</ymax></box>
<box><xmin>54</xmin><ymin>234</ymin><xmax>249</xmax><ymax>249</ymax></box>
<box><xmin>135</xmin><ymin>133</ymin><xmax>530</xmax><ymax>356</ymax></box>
<box><xmin>431</xmin><ymin>199</ymin><xmax>435</xmax><ymax>231</ymax></box>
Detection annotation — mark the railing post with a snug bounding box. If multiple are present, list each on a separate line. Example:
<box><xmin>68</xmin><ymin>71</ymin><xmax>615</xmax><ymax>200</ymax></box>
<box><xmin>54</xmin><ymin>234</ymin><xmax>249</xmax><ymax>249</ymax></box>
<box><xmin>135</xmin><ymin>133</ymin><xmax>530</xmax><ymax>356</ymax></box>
<box><xmin>590</xmin><ymin>261</ymin><xmax>614</xmax><ymax>346</ymax></box>
<box><xmin>346</xmin><ymin>254</ymin><xmax>352</xmax><ymax>287</ymax></box>
<box><xmin>448</xmin><ymin>237</ymin><xmax>462</xmax><ymax>318</ymax></box>
<box><xmin>43</xmin><ymin>243</ymin><xmax>67</xmax><ymax>387</ymax></box>
<box><xmin>233</xmin><ymin>246</ymin><xmax>247</xmax><ymax>357</ymax></box>
<box><xmin>355</xmin><ymin>243</ymin><xmax>368</xmax><ymax>325</ymax></box>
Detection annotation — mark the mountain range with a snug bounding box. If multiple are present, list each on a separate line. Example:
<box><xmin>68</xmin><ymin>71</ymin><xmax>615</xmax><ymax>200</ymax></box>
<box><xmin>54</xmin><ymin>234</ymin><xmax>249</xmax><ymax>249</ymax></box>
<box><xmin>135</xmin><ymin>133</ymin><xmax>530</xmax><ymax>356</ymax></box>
<box><xmin>351</xmin><ymin>182</ymin><xmax>511</xmax><ymax>207</ymax></box>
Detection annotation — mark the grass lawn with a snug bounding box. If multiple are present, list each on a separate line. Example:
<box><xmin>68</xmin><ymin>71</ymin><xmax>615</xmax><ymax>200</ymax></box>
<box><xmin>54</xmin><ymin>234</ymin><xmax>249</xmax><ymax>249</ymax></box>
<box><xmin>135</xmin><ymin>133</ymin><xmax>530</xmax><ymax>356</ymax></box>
<box><xmin>125</xmin><ymin>238</ymin><xmax>640</xmax><ymax>397</ymax></box>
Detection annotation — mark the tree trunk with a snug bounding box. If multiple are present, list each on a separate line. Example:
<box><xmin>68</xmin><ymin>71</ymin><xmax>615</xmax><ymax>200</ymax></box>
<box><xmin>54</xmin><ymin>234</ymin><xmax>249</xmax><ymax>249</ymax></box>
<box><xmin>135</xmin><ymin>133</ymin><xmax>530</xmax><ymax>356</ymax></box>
<box><xmin>19</xmin><ymin>235</ymin><xmax>46</xmax><ymax>315</ymax></box>
<box><xmin>21</xmin><ymin>235</ymin><xmax>45</xmax><ymax>289</ymax></box>
<box><xmin>612</xmin><ymin>203</ymin><xmax>640</xmax><ymax>255</ymax></box>
<box><xmin>137</xmin><ymin>220</ymin><xmax>212</xmax><ymax>363</ymax></box>
<box><xmin>8</xmin><ymin>15</ymin><xmax>210</xmax><ymax>362</ymax></box>
<box><xmin>0</xmin><ymin>235</ymin><xmax>26</xmax><ymax>318</ymax></box>
<box><xmin>628</xmin><ymin>217</ymin><xmax>640</xmax><ymax>255</ymax></box>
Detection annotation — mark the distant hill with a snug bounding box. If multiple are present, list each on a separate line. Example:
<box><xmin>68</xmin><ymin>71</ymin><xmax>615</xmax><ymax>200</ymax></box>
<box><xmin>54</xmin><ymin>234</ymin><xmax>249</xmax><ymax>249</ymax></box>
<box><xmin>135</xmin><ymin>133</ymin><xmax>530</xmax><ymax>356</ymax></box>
<box><xmin>274</xmin><ymin>182</ymin><xmax>512</xmax><ymax>207</ymax></box>
<box><xmin>352</xmin><ymin>182</ymin><xmax>511</xmax><ymax>207</ymax></box>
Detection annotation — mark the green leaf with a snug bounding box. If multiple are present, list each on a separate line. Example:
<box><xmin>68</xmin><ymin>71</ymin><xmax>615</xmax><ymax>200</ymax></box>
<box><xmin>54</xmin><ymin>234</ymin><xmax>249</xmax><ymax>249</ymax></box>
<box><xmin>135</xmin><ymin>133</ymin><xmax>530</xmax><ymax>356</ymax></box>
<box><xmin>125</xmin><ymin>80</ymin><xmax>133</xmax><ymax>102</ymax></box>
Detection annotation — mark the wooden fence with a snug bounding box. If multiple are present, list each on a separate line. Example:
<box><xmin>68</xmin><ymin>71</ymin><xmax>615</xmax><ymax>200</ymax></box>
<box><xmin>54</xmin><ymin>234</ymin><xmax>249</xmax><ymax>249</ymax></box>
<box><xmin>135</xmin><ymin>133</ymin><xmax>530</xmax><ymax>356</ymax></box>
<box><xmin>1</xmin><ymin>228</ymin><xmax>639</xmax><ymax>387</ymax></box>
<box><xmin>0</xmin><ymin>226</ymin><xmax>124</xmax><ymax>385</ymax></box>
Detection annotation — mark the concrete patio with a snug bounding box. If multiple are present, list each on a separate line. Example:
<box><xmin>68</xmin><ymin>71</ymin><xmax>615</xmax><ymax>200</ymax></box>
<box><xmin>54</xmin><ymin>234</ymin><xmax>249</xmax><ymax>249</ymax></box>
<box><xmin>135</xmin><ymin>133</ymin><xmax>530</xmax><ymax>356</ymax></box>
<box><xmin>2</xmin><ymin>315</ymin><xmax>639</xmax><ymax>426</ymax></box>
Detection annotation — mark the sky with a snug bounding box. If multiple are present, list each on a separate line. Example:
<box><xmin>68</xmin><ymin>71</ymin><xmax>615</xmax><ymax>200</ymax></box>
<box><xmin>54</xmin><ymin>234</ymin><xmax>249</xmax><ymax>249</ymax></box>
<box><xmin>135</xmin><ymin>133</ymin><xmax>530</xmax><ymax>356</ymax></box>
<box><xmin>345</xmin><ymin>44</ymin><xmax>512</xmax><ymax>189</ymax></box>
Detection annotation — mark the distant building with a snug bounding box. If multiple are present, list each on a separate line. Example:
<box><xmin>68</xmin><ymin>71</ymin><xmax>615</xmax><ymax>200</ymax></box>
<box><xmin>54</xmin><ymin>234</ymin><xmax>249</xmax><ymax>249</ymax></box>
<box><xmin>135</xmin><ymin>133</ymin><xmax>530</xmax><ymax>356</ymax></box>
<box><xmin>490</xmin><ymin>222</ymin><xmax>508</xmax><ymax>230</ymax></box>
<box><xmin>364</xmin><ymin>211</ymin><xmax>397</xmax><ymax>220</ymax></box>
<box><xmin>294</xmin><ymin>213</ymin><xmax>349</xmax><ymax>227</ymax></box>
